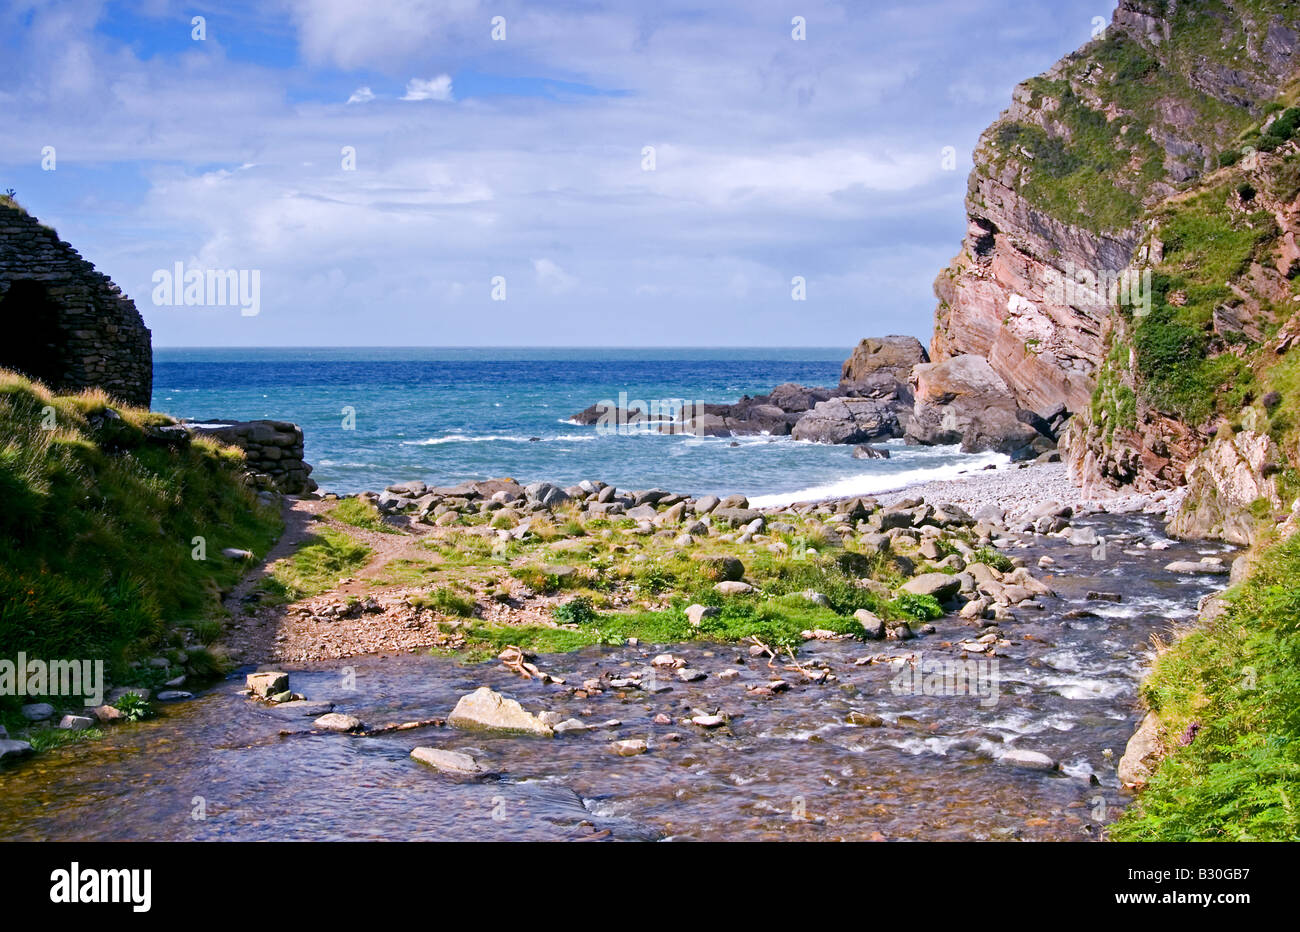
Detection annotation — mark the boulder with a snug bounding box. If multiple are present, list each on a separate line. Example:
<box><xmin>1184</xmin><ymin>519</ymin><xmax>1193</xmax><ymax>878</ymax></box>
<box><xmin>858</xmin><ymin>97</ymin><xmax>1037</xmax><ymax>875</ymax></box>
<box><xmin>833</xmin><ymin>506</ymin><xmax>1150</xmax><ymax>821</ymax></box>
<box><xmin>999</xmin><ymin>748</ymin><xmax>1059</xmax><ymax>771</ymax></box>
<box><xmin>20</xmin><ymin>703</ymin><xmax>54</xmax><ymax>722</ymax></box>
<box><xmin>841</xmin><ymin>335</ymin><xmax>929</xmax><ymax>383</ymax></box>
<box><xmin>1118</xmin><ymin>711</ymin><xmax>1163</xmax><ymax>787</ymax></box>
<box><xmin>853</xmin><ymin>608</ymin><xmax>886</xmax><ymax>639</ymax></box>
<box><xmin>1164</xmin><ymin>560</ymin><xmax>1231</xmax><ymax>575</ymax></box>
<box><xmin>58</xmin><ymin>715</ymin><xmax>95</xmax><ymax>730</ymax></box>
<box><xmin>714</xmin><ymin>581</ymin><xmax>756</xmax><ymax>596</ymax></box>
<box><xmin>447</xmin><ymin>687</ymin><xmax>553</xmax><ymax>737</ymax></box>
<box><xmin>314</xmin><ymin>712</ymin><xmax>363</xmax><ymax>732</ymax></box>
<box><xmin>852</xmin><ymin>444</ymin><xmax>891</xmax><ymax>459</ymax></box>
<box><xmin>524</xmin><ymin>481</ymin><xmax>570</xmax><ymax>509</ymax></box>
<box><xmin>1169</xmin><ymin>429</ymin><xmax>1282</xmax><ymax>545</ymax></box>
<box><xmin>900</xmin><ymin>573</ymin><xmax>961</xmax><ymax>601</ymax></box>
<box><xmin>685</xmin><ymin>604</ymin><xmax>720</xmax><ymax>626</ymax></box>
<box><xmin>767</xmin><ymin>382</ymin><xmax>835</xmax><ymax>413</ymax></box>
<box><xmin>710</xmin><ymin>507</ymin><xmax>761</xmax><ymax>528</ymax></box>
<box><xmin>411</xmin><ymin>747</ymin><xmax>495</xmax><ymax>778</ymax></box>
<box><xmin>0</xmin><ymin>739</ymin><xmax>33</xmax><ymax>762</ymax></box>
<box><xmin>692</xmin><ymin>554</ymin><xmax>744</xmax><ymax>581</ymax></box>
<box><xmin>91</xmin><ymin>705</ymin><xmax>126</xmax><ymax>724</ymax></box>
<box><xmin>791</xmin><ymin>397</ymin><xmax>902</xmax><ymax>444</ymax></box>
<box><xmin>246</xmin><ymin>671</ymin><xmax>289</xmax><ymax>699</ymax></box>
<box><xmin>906</xmin><ymin>354</ymin><xmax>1041</xmax><ymax>455</ymax></box>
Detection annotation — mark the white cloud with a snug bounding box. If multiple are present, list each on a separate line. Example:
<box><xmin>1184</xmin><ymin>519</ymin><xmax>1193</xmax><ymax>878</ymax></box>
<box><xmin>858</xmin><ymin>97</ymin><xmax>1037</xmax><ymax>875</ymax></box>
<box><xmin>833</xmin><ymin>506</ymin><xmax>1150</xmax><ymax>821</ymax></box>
<box><xmin>0</xmin><ymin>0</ymin><xmax>1115</xmax><ymax>346</ymax></box>
<box><xmin>400</xmin><ymin>75</ymin><xmax>453</xmax><ymax>102</ymax></box>
<box><xmin>287</xmin><ymin>0</ymin><xmax>482</xmax><ymax>70</ymax></box>
<box><xmin>532</xmin><ymin>258</ymin><xmax>577</xmax><ymax>293</ymax></box>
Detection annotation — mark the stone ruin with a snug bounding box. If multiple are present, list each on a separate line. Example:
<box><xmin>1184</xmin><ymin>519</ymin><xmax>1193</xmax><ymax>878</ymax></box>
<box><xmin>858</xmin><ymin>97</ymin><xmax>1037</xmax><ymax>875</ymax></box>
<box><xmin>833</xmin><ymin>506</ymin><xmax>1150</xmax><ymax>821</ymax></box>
<box><xmin>0</xmin><ymin>202</ymin><xmax>152</xmax><ymax>407</ymax></box>
<box><xmin>183</xmin><ymin>420</ymin><xmax>317</xmax><ymax>495</ymax></box>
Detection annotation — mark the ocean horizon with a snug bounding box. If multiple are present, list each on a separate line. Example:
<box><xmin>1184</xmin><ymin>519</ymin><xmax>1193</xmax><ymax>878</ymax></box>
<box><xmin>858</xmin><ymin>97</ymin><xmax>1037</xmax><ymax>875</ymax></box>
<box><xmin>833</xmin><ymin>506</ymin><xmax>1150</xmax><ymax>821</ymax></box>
<box><xmin>152</xmin><ymin>346</ymin><xmax>1001</xmax><ymax>502</ymax></box>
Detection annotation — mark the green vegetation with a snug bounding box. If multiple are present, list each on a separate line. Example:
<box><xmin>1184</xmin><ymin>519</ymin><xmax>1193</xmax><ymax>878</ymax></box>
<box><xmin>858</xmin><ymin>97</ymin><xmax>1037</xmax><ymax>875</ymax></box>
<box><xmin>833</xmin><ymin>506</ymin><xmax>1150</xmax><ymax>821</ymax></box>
<box><xmin>23</xmin><ymin>723</ymin><xmax>106</xmax><ymax>752</ymax></box>
<box><xmin>410</xmin><ymin>586</ymin><xmax>475</xmax><ymax>617</ymax></box>
<box><xmin>552</xmin><ymin>595</ymin><xmax>598</xmax><ymax>625</ymax></box>
<box><xmin>1127</xmin><ymin>186</ymin><xmax>1272</xmax><ymax>424</ymax></box>
<box><xmin>459</xmin><ymin>590</ymin><xmax>870</xmax><ymax>658</ymax></box>
<box><xmin>112</xmin><ymin>691</ymin><xmax>154</xmax><ymax>723</ymax></box>
<box><xmin>0</xmin><ymin>373</ymin><xmax>282</xmax><ymax>704</ymax></box>
<box><xmin>988</xmin><ymin>8</ymin><xmax>1280</xmax><ymax>233</ymax></box>
<box><xmin>330</xmin><ymin>496</ymin><xmax>396</xmax><ymax>533</ymax></box>
<box><xmin>889</xmin><ymin>592</ymin><xmax>945</xmax><ymax>622</ymax></box>
<box><xmin>258</xmin><ymin>529</ymin><xmax>371</xmax><ymax>602</ymax></box>
<box><xmin>1113</xmin><ymin>534</ymin><xmax>1300</xmax><ymax>840</ymax></box>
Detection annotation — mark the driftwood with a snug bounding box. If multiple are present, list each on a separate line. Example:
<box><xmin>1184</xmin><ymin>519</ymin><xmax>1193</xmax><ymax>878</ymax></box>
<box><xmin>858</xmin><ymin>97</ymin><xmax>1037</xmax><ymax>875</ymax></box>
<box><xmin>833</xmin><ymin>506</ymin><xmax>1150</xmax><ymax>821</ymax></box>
<box><xmin>278</xmin><ymin>716</ymin><xmax>445</xmax><ymax>738</ymax></box>
<box><xmin>498</xmin><ymin>644</ymin><xmax>565</xmax><ymax>684</ymax></box>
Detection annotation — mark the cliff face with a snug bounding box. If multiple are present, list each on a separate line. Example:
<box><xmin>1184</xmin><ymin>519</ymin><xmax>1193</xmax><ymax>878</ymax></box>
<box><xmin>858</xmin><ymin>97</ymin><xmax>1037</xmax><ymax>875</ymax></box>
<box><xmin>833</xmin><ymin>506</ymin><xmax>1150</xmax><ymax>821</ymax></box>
<box><xmin>934</xmin><ymin>0</ymin><xmax>1300</xmax><ymax>542</ymax></box>
<box><xmin>935</xmin><ymin>0</ymin><xmax>1300</xmax><ymax>413</ymax></box>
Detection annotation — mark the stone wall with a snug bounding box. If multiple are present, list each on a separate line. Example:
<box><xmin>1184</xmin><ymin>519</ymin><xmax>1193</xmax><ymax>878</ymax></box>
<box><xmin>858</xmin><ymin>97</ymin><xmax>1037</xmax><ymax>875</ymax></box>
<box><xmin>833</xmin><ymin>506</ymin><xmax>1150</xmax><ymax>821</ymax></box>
<box><xmin>183</xmin><ymin>420</ymin><xmax>317</xmax><ymax>495</ymax></box>
<box><xmin>0</xmin><ymin>203</ymin><xmax>152</xmax><ymax>407</ymax></box>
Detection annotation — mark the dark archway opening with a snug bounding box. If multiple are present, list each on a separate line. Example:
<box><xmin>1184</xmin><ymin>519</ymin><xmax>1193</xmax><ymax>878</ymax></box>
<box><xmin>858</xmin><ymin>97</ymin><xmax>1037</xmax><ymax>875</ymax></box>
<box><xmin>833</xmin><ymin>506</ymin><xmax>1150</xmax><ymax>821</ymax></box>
<box><xmin>0</xmin><ymin>280</ymin><xmax>67</xmax><ymax>389</ymax></box>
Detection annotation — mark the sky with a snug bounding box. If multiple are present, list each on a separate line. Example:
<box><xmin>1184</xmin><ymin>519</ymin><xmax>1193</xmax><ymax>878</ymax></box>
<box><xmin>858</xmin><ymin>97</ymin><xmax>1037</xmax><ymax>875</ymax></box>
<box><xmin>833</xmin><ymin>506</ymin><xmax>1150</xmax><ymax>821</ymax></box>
<box><xmin>0</xmin><ymin>0</ymin><xmax>1117</xmax><ymax>347</ymax></box>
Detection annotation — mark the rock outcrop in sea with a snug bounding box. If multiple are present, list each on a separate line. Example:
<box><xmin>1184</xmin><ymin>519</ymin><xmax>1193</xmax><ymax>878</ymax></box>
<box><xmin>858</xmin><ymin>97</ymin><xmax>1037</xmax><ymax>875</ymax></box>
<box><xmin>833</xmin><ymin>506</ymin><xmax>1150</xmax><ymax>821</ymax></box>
<box><xmin>570</xmin><ymin>334</ymin><xmax>1064</xmax><ymax>458</ymax></box>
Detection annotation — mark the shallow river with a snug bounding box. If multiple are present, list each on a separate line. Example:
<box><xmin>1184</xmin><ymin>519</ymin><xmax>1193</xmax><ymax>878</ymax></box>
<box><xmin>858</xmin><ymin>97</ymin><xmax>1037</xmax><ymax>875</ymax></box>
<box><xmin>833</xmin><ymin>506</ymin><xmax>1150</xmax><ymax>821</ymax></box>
<box><xmin>0</xmin><ymin>514</ymin><xmax>1232</xmax><ymax>841</ymax></box>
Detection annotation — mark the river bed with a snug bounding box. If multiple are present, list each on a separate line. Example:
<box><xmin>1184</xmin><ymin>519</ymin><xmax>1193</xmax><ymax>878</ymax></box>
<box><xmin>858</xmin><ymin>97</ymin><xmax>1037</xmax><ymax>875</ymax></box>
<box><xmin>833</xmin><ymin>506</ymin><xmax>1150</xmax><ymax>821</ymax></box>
<box><xmin>0</xmin><ymin>513</ymin><xmax>1233</xmax><ymax>841</ymax></box>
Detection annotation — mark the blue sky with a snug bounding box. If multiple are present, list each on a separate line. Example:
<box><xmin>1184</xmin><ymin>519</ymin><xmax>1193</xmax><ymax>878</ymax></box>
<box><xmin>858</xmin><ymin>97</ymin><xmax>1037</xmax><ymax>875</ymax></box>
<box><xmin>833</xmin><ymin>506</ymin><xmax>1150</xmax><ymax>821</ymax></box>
<box><xmin>0</xmin><ymin>0</ymin><xmax>1116</xmax><ymax>347</ymax></box>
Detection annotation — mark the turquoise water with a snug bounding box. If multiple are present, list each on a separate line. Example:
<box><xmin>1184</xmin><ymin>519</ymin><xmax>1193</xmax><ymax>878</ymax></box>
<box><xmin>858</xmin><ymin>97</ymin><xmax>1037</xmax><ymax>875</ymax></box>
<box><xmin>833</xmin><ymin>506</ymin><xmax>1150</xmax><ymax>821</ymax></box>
<box><xmin>152</xmin><ymin>347</ymin><xmax>1001</xmax><ymax>500</ymax></box>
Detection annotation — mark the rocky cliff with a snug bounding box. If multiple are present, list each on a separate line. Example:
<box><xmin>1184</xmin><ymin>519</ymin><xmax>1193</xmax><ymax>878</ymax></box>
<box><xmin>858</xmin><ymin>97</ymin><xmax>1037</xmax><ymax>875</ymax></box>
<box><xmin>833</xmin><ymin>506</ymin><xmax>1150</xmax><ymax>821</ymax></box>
<box><xmin>933</xmin><ymin>0</ymin><xmax>1300</xmax><ymax>543</ymax></box>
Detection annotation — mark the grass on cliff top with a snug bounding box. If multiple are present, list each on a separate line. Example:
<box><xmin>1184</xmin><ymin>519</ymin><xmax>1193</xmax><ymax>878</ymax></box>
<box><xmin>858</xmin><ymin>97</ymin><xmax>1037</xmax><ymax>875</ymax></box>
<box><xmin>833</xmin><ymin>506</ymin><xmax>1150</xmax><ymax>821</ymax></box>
<box><xmin>1111</xmin><ymin>533</ymin><xmax>1300</xmax><ymax>841</ymax></box>
<box><xmin>0</xmin><ymin>371</ymin><xmax>282</xmax><ymax>693</ymax></box>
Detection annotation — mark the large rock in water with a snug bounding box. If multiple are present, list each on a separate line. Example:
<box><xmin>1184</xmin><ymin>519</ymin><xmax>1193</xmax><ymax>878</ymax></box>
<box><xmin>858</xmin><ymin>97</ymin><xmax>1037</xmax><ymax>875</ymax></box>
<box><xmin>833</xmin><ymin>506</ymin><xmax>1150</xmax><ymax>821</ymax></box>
<box><xmin>411</xmin><ymin>746</ymin><xmax>495</xmax><ymax>777</ymax></box>
<box><xmin>448</xmin><ymin>687</ymin><xmax>554</xmax><ymax>737</ymax></box>
<box><xmin>906</xmin><ymin>354</ymin><xmax>1041</xmax><ymax>455</ymax></box>
<box><xmin>841</xmin><ymin>336</ymin><xmax>929</xmax><ymax>383</ymax></box>
<box><xmin>791</xmin><ymin>397</ymin><xmax>902</xmax><ymax>444</ymax></box>
<box><xmin>1118</xmin><ymin>711</ymin><xmax>1163</xmax><ymax>787</ymax></box>
<box><xmin>900</xmin><ymin>573</ymin><xmax>962</xmax><ymax>601</ymax></box>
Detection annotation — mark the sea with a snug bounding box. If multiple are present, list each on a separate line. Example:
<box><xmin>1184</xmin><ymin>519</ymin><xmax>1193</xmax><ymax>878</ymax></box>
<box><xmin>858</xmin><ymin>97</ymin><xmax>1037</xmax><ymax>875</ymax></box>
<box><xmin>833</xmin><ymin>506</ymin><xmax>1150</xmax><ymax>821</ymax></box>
<box><xmin>152</xmin><ymin>347</ymin><xmax>1004</xmax><ymax>505</ymax></box>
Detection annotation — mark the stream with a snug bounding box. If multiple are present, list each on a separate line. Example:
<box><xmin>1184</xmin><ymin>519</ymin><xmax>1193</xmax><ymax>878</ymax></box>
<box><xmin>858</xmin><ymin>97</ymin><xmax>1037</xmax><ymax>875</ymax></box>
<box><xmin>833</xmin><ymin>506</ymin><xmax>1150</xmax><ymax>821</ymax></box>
<box><xmin>0</xmin><ymin>513</ymin><xmax>1233</xmax><ymax>841</ymax></box>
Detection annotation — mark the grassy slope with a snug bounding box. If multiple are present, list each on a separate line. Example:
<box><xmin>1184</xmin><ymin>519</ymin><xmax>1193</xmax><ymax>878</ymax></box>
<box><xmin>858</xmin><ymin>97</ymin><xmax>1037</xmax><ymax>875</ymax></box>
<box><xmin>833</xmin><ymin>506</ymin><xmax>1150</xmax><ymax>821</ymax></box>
<box><xmin>1113</xmin><ymin>534</ymin><xmax>1300</xmax><ymax>840</ymax></box>
<box><xmin>0</xmin><ymin>372</ymin><xmax>282</xmax><ymax>701</ymax></box>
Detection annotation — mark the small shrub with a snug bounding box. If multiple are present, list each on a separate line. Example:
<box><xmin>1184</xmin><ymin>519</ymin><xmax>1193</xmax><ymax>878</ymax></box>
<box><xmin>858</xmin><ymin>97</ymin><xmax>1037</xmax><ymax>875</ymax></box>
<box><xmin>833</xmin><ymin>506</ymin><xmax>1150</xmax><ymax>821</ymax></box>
<box><xmin>970</xmin><ymin>547</ymin><xmax>1015</xmax><ymax>573</ymax></box>
<box><xmin>553</xmin><ymin>596</ymin><xmax>598</xmax><ymax>625</ymax></box>
<box><xmin>413</xmin><ymin>587</ymin><xmax>475</xmax><ymax>617</ymax></box>
<box><xmin>890</xmin><ymin>592</ymin><xmax>945</xmax><ymax>621</ymax></box>
<box><xmin>114</xmin><ymin>691</ymin><xmax>154</xmax><ymax>722</ymax></box>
